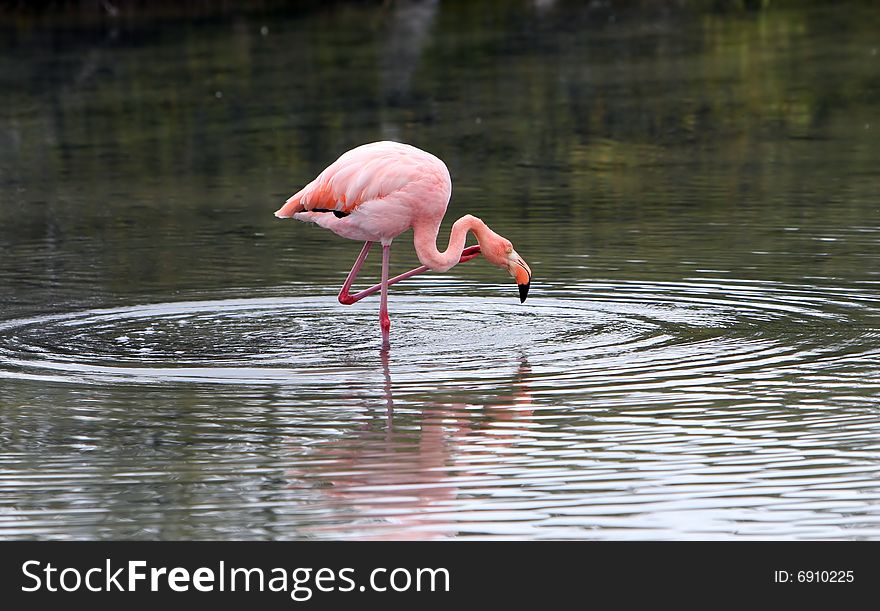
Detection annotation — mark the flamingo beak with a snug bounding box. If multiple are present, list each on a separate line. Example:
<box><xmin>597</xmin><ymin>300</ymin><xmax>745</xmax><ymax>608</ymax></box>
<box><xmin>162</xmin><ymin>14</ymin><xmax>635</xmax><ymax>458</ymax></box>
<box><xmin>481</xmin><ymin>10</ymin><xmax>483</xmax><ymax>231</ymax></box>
<box><xmin>510</xmin><ymin>251</ymin><xmax>532</xmax><ymax>303</ymax></box>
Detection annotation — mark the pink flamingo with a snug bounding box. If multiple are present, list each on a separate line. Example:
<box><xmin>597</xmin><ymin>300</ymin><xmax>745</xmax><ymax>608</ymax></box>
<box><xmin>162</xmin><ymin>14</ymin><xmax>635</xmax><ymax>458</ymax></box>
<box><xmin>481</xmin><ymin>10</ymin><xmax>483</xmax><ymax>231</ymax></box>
<box><xmin>274</xmin><ymin>141</ymin><xmax>532</xmax><ymax>348</ymax></box>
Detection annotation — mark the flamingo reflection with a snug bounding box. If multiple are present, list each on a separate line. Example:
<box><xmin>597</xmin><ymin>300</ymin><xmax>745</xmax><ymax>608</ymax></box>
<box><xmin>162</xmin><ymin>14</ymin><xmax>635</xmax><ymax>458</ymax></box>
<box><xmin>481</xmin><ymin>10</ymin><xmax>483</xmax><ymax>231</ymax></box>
<box><xmin>285</xmin><ymin>351</ymin><xmax>534</xmax><ymax>539</ymax></box>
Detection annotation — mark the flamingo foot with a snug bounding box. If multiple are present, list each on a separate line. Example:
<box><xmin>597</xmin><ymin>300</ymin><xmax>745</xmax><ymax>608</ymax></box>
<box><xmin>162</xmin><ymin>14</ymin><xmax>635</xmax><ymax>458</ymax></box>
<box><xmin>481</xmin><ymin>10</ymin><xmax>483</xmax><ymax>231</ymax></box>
<box><xmin>459</xmin><ymin>245</ymin><xmax>481</xmax><ymax>263</ymax></box>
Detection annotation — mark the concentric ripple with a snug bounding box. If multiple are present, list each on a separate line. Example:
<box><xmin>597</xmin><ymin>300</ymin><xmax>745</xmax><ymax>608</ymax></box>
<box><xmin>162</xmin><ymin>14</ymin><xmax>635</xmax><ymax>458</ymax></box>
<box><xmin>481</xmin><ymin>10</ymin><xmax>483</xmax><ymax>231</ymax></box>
<box><xmin>5</xmin><ymin>278</ymin><xmax>879</xmax><ymax>540</ymax></box>
<box><xmin>1</xmin><ymin>279</ymin><xmax>878</xmax><ymax>392</ymax></box>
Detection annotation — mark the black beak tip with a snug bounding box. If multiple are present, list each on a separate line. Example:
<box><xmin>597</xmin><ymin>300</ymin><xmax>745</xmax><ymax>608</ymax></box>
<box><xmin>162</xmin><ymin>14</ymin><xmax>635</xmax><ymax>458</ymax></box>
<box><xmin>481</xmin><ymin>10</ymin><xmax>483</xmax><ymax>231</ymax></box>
<box><xmin>518</xmin><ymin>282</ymin><xmax>530</xmax><ymax>303</ymax></box>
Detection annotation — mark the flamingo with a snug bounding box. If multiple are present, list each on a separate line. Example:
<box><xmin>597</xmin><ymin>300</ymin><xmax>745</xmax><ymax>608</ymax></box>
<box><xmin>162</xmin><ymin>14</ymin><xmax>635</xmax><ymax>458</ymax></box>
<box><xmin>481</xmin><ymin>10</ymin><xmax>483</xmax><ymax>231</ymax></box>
<box><xmin>274</xmin><ymin>141</ymin><xmax>532</xmax><ymax>349</ymax></box>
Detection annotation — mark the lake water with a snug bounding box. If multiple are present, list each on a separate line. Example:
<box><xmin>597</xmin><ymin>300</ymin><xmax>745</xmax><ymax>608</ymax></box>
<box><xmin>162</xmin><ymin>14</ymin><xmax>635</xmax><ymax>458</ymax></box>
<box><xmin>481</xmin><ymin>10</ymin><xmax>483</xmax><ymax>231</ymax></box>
<box><xmin>1</xmin><ymin>1</ymin><xmax>879</xmax><ymax>539</ymax></box>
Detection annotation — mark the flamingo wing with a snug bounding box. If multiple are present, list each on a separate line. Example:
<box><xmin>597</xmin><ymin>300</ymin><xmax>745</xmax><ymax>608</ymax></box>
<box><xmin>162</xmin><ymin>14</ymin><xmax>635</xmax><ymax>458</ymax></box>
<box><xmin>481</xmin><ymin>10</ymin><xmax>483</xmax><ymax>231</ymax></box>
<box><xmin>274</xmin><ymin>141</ymin><xmax>431</xmax><ymax>219</ymax></box>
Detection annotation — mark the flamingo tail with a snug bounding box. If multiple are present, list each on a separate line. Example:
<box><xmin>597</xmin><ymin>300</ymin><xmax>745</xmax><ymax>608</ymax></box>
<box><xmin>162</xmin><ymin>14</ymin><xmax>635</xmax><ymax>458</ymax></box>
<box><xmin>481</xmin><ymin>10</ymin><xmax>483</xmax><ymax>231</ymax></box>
<box><xmin>274</xmin><ymin>194</ymin><xmax>305</xmax><ymax>218</ymax></box>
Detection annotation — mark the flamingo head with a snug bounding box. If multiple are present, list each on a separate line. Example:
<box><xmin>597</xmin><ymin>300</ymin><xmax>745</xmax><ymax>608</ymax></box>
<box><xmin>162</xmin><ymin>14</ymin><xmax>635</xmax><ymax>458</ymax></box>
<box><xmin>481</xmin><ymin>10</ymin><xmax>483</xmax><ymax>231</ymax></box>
<box><xmin>480</xmin><ymin>232</ymin><xmax>532</xmax><ymax>303</ymax></box>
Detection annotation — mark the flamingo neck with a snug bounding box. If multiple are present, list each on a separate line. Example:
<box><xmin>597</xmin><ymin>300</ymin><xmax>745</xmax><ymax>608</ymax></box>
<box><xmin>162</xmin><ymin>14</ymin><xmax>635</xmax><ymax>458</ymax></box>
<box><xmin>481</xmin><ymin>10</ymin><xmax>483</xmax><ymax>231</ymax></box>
<box><xmin>413</xmin><ymin>214</ymin><xmax>491</xmax><ymax>272</ymax></box>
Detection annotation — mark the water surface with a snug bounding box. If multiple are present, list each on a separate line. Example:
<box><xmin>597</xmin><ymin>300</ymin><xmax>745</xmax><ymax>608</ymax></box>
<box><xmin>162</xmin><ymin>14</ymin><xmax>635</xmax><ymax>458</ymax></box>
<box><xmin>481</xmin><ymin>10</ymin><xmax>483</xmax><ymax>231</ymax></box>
<box><xmin>1</xmin><ymin>1</ymin><xmax>880</xmax><ymax>539</ymax></box>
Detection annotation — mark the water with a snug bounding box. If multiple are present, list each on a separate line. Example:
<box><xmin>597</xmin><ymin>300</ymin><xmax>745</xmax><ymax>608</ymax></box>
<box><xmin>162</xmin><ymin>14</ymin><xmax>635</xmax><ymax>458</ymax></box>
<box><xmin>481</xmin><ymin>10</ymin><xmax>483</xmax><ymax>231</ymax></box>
<box><xmin>1</xmin><ymin>1</ymin><xmax>880</xmax><ymax>539</ymax></box>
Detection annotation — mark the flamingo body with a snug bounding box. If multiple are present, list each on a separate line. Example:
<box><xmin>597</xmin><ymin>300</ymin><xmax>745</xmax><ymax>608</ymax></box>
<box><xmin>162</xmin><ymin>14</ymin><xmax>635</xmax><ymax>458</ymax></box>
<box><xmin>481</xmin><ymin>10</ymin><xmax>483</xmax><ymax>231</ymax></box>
<box><xmin>275</xmin><ymin>141</ymin><xmax>531</xmax><ymax>348</ymax></box>
<box><xmin>275</xmin><ymin>141</ymin><xmax>450</xmax><ymax>245</ymax></box>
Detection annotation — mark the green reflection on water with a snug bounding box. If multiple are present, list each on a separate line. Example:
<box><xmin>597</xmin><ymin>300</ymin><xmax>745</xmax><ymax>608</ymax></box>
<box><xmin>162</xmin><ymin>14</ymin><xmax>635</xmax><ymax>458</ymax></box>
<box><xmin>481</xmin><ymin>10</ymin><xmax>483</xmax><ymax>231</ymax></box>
<box><xmin>1</xmin><ymin>1</ymin><xmax>878</xmax><ymax>307</ymax></box>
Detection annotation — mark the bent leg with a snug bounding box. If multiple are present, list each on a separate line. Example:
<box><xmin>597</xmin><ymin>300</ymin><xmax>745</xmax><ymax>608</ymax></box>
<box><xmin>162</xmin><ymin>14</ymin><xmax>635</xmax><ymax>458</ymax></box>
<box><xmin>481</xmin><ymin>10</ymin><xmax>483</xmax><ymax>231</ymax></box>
<box><xmin>341</xmin><ymin>245</ymin><xmax>482</xmax><ymax>304</ymax></box>
<box><xmin>338</xmin><ymin>241</ymin><xmax>374</xmax><ymax>305</ymax></box>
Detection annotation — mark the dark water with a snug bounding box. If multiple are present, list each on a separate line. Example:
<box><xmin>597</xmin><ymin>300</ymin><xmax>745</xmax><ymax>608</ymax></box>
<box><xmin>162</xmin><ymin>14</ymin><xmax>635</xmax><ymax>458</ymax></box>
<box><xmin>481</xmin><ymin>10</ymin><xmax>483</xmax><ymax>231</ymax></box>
<box><xmin>1</xmin><ymin>1</ymin><xmax>880</xmax><ymax>539</ymax></box>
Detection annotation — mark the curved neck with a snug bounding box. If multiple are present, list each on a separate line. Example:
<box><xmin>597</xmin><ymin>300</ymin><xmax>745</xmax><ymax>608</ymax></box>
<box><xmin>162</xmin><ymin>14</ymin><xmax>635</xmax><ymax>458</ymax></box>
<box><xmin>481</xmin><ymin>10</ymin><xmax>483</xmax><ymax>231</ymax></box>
<box><xmin>413</xmin><ymin>214</ymin><xmax>490</xmax><ymax>272</ymax></box>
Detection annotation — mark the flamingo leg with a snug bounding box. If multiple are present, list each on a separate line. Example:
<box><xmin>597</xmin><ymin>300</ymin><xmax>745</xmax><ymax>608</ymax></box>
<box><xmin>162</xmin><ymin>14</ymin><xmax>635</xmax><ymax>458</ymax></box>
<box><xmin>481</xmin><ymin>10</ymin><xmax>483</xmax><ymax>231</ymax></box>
<box><xmin>380</xmin><ymin>243</ymin><xmax>392</xmax><ymax>349</ymax></box>
<box><xmin>337</xmin><ymin>241</ymin><xmax>374</xmax><ymax>305</ymax></box>
<box><xmin>339</xmin><ymin>245</ymin><xmax>482</xmax><ymax>304</ymax></box>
